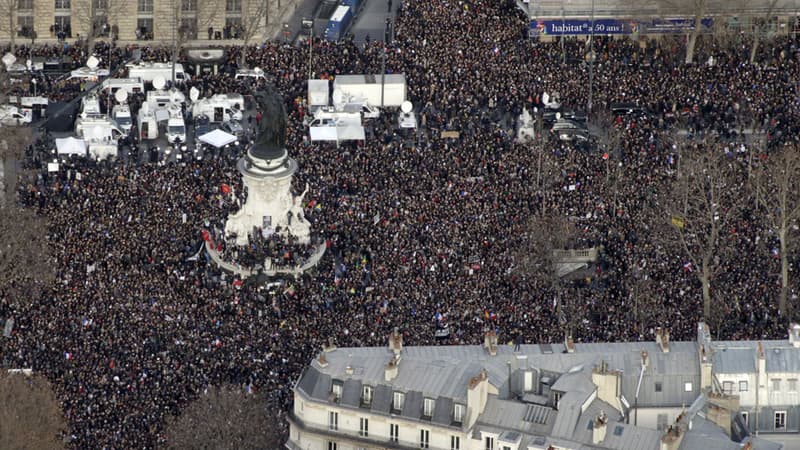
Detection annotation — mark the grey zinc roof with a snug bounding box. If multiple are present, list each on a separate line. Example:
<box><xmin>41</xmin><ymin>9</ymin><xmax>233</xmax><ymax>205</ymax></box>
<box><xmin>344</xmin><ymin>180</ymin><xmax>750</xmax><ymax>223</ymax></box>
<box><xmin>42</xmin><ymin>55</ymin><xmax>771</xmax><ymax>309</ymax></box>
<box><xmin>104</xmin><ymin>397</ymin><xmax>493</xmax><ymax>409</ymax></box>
<box><xmin>600</xmin><ymin>421</ymin><xmax>661</xmax><ymax>450</ymax></box>
<box><xmin>370</xmin><ymin>384</ymin><xmax>392</xmax><ymax>414</ymax></box>
<box><xmin>401</xmin><ymin>390</ymin><xmax>423</xmax><ymax>419</ymax></box>
<box><xmin>432</xmin><ymin>396</ymin><xmax>453</xmax><ymax>426</ymax></box>
<box><xmin>340</xmin><ymin>378</ymin><xmax>361</xmax><ymax>407</ymax></box>
<box><xmin>712</xmin><ymin>348</ymin><xmax>756</xmax><ymax>374</ymax></box>
<box><xmin>476</xmin><ymin>395</ymin><xmax>555</xmax><ymax>436</ymax></box>
<box><xmin>765</xmin><ymin>347</ymin><xmax>800</xmax><ymax>373</ymax></box>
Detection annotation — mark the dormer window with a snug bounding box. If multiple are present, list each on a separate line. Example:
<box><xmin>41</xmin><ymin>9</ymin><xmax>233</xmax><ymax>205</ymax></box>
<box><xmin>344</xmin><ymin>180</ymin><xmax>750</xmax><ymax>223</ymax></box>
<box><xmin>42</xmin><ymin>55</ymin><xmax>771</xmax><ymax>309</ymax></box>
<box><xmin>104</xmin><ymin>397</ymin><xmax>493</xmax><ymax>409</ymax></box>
<box><xmin>362</xmin><ymin>385</ymin><xmax>373</xmax><ymax>405</ymax></box>
<box><xmin>331</xmin><ymin>380</ymin><xmax>343</xmax><ymax>401</ymax></box>
<box><xmin>423</xmin><ymin>398</ymin><xmax>435</xmax><ymax>417</ymax></box>
<box><xmin>453</xmin><ymin>404</ymin><xmax>465</xmax><ymax>423</ymax></box>
<box><xmin>393</xmin><ymin>391</ymin><xmax>405</xmax><ymax>411</ymax></box>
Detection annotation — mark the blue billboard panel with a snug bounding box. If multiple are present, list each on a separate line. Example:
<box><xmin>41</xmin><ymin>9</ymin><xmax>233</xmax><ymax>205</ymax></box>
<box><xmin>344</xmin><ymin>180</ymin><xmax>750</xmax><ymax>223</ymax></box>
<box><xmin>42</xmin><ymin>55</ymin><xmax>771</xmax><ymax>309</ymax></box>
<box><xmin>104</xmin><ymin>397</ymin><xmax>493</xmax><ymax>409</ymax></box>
<box><xmin>529</xmin><ymin>17</ymin><xmax>713</xmax><ymax>36</ymax></box>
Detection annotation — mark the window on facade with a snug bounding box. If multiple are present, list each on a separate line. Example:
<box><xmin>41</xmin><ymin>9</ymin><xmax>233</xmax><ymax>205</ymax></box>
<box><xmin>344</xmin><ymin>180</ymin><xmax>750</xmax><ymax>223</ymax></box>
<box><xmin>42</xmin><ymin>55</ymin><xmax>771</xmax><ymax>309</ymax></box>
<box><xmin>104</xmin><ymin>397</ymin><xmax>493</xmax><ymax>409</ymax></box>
<box><xmin>17</xmin><ymin>0</ymin><xmax>33</xmax><ymax>10</ymax></box>
<box><xmin>789</xmin><ymin>379</ymin><xmax>798</xmax><ymax>392</ymax></box>
<box><xmin>359</xmin><ymin>417</ymin><xmax>368</xmax><ymax>437</ymax></box>
<box><xmin>362</xmin><ymin>385</ymin><xmax>373</xmax><ymax>405</ymax></box>
<box><xmin>137</xmin><ymin>0</ymin><xmax>152</xmax><ymax>13</ymax></box>
<box><xmin>485</xmin><ymin>436</ymin><xmax>495</xmax><ymax>450</ymax></box>
<box><xmin>136</xmin><ymin>18</ymin><xmax>153</xmax><ymax>38</ymax></box>
<box><xmin>451</xmin><ymin>436</ymin><xmax>460</xmax><ymax>450</ymax></box>
<box><xmin>225</xmin><ymin>0</ymin><xmax>240</xmax><ymax>13</ymax></box>
<box><xmin>179</xmin><ymin>17</ymin><xmax>197</xmax><ymax>40</ymax></box>
<box><xmin>423</xmin><ymin>398</ymin><xmax>435</xmax><ymax>417</ymax></box>
<box><xmin>453</xmin><ymin>404</ymin><xmax>464</xmax><ymax>423</ymax></box>
<box><xmin>393</xmin><ymin>392</ymin><xmax>405</xmax><ymax>411</ymax></box>
<box><xmin>92</xmin><ymin>0</ymin><xmax>107</xmax><ymax>10</ymax></box>
<box><xmin>17</xmin><ymin>16</ymin><xmax>34</xmax><ymax>37</ymax></box>
<box><xmin>327</xmin><ymin>442</ymin><xmax>337</xmax><ymax>450</ymax></box>
<box><xmin>775</xmin><ymin>411</ymin><xmax>787</xmax><ymax>430</ymax></box>
<box><xmin>524</xmin><ymin>370</ymin><xmax>533</xmax><ymax>391</ymax></box>
<box><xmin>328</xmin><ymin>411</ymin><xmax>338</xmax><ymax>430</ymax></box>
<box><xmin>684</xmin><ymin>382</ymin><xmax>693</xmax><ymax>392</ymax></box>
<box><xmin>739</xmin><ymin>381</ymin><xmax>748</xmax><ymax>392</ymax></box>
<box><xmin>54</xmin><ymin>0</ymin><xmax>69</xmax><ymax>9</ymax></box>
<box><xmin>723</xmin><ymin>381</ymin><xmax>734</xmax><ymax>395</ymax></box>
<box><xmin>54</xmin><ymin>16</ymin><xmax>71</xmax><ymax>36</ymax></box>
<box><xmin>390</xmin><ymin>423</ymin><xmax>399</xmax><ymax>443</ymax></box>
<box><xmin>654</xmin><ymin>381</ymin><xmax>662</xmax><ymax>392</ymax></box>
<box><xmin>502</xmin><ymin>446</ymin><xmax>512</xmax><ymax>450</ymax></box>
<box><xmin>331</xmin><ymin>380</ymin><xmax>343</xmax><ymax>400</ymax></box>
<box><xmin>181</xmin><ymin>0</ymin><xmax>196</xmax><ymax>11</ymax></box>
<box><xmin>419</xmin><ymin>429</ymin><xmax>430</xmax><ymax>449</ymax></box>
<box><xmin>772</xmin><ymin>379</ymin><xmax>782</xmax><ymax>392</ymax></box>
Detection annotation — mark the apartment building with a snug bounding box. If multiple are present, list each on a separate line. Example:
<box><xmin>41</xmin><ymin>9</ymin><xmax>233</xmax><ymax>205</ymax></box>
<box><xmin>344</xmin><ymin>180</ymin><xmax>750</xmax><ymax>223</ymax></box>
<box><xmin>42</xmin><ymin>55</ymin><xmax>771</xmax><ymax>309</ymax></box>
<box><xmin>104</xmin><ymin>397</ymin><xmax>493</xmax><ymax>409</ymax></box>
<box><xmin>287</xmin><ymin>325</ymin><xmax>789</xmax><ymax>450</ymax></box>
<box><xmin>1</xmin><ymin>0</ymin><xmax>267</xmax><ymax>44</ymax></box>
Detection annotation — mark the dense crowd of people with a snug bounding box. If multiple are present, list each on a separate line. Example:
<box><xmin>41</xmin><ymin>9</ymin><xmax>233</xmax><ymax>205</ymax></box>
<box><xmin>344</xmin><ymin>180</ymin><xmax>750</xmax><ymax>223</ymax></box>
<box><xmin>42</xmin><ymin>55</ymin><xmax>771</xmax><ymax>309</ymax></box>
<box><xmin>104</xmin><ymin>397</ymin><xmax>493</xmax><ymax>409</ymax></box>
<box><xmin>2</xmin><ymin>0</ymin><xmax>800</xmax><ymax>447</ymax></box>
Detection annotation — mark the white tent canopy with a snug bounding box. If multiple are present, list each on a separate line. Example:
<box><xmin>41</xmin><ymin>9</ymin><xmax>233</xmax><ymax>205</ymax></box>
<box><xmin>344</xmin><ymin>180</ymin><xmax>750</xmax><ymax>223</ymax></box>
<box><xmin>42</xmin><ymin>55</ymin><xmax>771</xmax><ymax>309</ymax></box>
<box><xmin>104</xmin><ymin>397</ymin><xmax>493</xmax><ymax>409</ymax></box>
<box><xmin>55</xmin><ymin>137</ymin><xmax>87</xmax><ymax>156</ymax></box>
<box><xmin>198</xmin><ymin>129</ymin><xmax>236</xmax><ymax>148</ymax></box>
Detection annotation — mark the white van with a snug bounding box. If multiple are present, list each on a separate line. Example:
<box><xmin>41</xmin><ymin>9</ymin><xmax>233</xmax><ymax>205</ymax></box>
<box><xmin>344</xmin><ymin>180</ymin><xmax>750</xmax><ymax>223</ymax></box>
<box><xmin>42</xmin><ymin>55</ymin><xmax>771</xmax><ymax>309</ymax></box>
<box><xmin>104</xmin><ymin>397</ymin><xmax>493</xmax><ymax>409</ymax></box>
<box><xmin>74</xmin><ymin>116</ymin><xmax>124</xmax><ymax>140</ymax></box>
<box><xmin>0</xmin><ymin>105</ymin><xmax>31</xmax><ymax>126</ymax></box>
<box><xmin>191</xmin><ymin>96</ymin><xmax>243</xmax><ymax>124</ymax></box>
<box><xmin>112</xmin><ymin>104</ymin><xmax>133</xmax><ymax>133</ymax></box>
<box><xmin>235</xmin><ymin>68</ymin><xmax>267</xmax><ymax>82</ymax></box>
<box><xmin>137</xmin><ymin>103</ymin><xmax>158</xmax><ymax>140</ymax></box>
<box><xmin>165</xmin><ymin>104</ymin><xmax>186</xmax><ymax>144</ymax></box>
<box><xmin>101</xmin><ymin>78</ymin><xmax>145</xmax><ymax>95</ymax></box>
<box><xmin>126</xmin><ymin>62</ymin><xmax>187</xmax><ymax>85</ymax></box>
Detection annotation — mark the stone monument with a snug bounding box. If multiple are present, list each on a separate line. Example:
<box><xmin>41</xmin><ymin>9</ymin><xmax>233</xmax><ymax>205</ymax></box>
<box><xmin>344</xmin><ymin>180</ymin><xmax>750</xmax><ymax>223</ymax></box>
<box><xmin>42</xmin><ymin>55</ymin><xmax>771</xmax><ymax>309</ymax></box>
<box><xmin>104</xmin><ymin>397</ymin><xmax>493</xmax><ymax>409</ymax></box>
<box><xmin>225</xmin><ymin>87</ymin><xmax>311</xmax><ymax>245</ymax></box>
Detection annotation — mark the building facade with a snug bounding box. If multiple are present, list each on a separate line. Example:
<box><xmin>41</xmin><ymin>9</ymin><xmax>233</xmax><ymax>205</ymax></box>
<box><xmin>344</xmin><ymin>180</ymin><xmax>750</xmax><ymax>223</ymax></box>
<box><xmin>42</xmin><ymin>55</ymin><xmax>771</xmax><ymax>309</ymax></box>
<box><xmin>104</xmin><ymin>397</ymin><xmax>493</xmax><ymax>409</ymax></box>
<box><xmin>287</xmin><ymin>325</ymin><xmax>791</xmax><ymax>450</ymax></box>
<box><xmin>0</xmin><ymin>0</ymin><xmax>270</xmax><ymax>44</ymax></box>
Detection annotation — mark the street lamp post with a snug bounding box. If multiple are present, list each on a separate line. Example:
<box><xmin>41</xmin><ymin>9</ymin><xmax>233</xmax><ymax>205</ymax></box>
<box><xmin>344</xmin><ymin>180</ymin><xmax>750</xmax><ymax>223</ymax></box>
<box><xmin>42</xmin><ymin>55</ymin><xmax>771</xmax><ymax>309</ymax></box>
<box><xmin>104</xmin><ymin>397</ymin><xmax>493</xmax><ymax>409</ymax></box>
<box><xmin>587</xmin><ymin>0</ymin><xmax>595</xmax><ymax>117</ymax></box>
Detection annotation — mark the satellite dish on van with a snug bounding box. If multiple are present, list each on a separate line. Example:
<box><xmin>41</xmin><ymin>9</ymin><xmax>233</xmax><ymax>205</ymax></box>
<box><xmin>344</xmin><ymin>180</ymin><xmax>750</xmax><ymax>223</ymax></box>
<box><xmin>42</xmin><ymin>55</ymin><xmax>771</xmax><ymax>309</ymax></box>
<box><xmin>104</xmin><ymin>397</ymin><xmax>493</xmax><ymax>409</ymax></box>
<box><xmin>332</xmin><ymin>89</ymin><xmax>345</xmax><ymax>105</ymax></box>
<box><xmin>170</xmin><ymin>89</ymin><xmax>185</xmax><ymax>104</ymax></box>
<box><xmin>114</xmin><ymin>89</ymin><xmax>128</xmax><ymax>103</ymax></box>
<box><xmin>189</xmin><ymin>86</ymin><xmax>200</xmax><ymax>102</ymax></box>
<box><xmin>92</xmin><ymin>125</ymin><xmax>104</xmax><ymax>137</ymax></box>
<box><xmin>555</xmin><ymin>112</ymin><xmax>562</xmax><ymax>120</ymax></box>
<box><xmin>542</xmin><ymin>92</ymin><xmax>550</xmax><ymax>105</ymax></box>
<box><xmin>401</xmin><ymin>101</ymin><xmax>413</xmax><ymax>113</ymax></box>
<box><xmin>2</xmin><ymin>53</ymin><xmax>16</xmax><ymax>67</ymax></box>
<box><xmin>153</xmin><ymin>76</ymin><xmax>166</xmax><ymax>90</ymax></box>
<box><xmin>253</xmin><ymin>67</ymin><xmax>263</xmax><ymax>74</ymax></box>
<box><xmin>86</xmin><ymin>55</ymin><xmax>100</xmax><ymax>70</ymax></box>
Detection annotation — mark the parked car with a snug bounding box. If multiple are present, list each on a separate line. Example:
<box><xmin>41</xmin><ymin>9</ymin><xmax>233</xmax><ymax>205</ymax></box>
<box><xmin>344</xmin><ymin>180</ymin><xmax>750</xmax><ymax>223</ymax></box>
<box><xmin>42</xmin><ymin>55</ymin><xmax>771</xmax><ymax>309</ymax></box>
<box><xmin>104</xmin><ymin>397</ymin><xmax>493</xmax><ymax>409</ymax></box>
<box><xmin>557</xmin><ymin>128</ymin><xmax>590</xmax><ymax>142</ymax></box>
<box><xmin>551</xmin><ymin>118</ymin><xmax>587</xmax><ymax>133</ymax></box>
<box><xmin>221</xmin><ymin>120</ymin><xmax>245</xmax><ymax>138</ymax></box>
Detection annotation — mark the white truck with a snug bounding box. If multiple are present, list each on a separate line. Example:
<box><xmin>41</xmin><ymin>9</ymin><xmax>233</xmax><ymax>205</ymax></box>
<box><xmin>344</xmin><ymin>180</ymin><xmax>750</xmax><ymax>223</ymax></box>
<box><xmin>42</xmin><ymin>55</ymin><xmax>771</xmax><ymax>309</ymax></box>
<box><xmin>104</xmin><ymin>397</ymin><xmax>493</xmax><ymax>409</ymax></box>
<box><xmin>191</xmin><ymin>94</ymin><xmax>243</xmax><ymax>124</ymax></box>
<box><xmin>308</xmin><ymin>79</ymin><xmax>330</xmax><ymax>110</ymax></box>
<box><xmin>138</xmin><ymin>102</ymin><xmax>158</xmax><ymax>140</ymax></box>
<box><xmin>0</xmin><ymin>105</ymin><xmax>31</xmax><ymax>126</ymax></box>
<box><xmin>112</xmin><ymin>104</ymin><xmax>133</xmax><ymax>133</ymax></box>
<box><xmin>81</xmin><ymin>93</ymin><xmax>103</xmax><ymax>116</ymax></box>
<box><xmin>82</xmin><ymin>126</ymin><xmax>119</xmax><ymax>160</ymax></box>
<box><xmin>332</xmin><ymin>73</ymin><xmax>406</xmax><ymax>107</ymax></box>
<box><xmin>74</xmin><ymin>116</ymin><xmax>124</xmax><ymax>140</ymax></box>
<box><xmin>126</xmin><ymin>62</ymin><xmax>187</xmax><ymax>85</ymax></box>
<box><xmin>165</xmin><ymin>104</ymin><xmax>186</xmax><ymax>144</ymax></box>
<box><xmin>308</xmin><ymin>114</ymin><xmax>365</xmax><ymax>142</ymax></box>
<box><xmin>101</xmin><ymin>78</ymin><xmax>145</xmax><ymax>95</ymax></box>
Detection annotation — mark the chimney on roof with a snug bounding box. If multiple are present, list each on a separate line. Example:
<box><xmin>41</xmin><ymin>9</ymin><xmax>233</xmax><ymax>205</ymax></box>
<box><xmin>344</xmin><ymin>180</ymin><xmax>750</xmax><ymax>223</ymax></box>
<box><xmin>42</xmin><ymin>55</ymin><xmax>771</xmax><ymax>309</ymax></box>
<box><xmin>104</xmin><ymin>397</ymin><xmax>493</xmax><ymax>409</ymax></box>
<box><xmin>659</xmin><ymin>423</ymin><xmax>686</xmax><ymax>450</ymax></box>
<box><xmin>384</xmin><ymin>354</ymin><xmax>400</xmax><ymax>381</ymax></box>
<box><xmin>323</xmin><ymin>336</ymin><xmax>337</xmax><ymax>353</ymax></box>
<box><xmin>789</xmin><ymin>323</ymin><xmax>800</xmax><ymax>348</ymax></box>
<box><xmin>345</xmin><ymin>365</ymin><xmax>354</xmax><ymax>375</ymax></box>
<box><xmin>388</xmin><ymin>327</ymin><xmax>403</xmax><ymax>355</ymax></box>
<box><xmin>484</xmin><ymin>329</ymin><xmax>498</xmax><ymax>356</ymax></box>
<box><xmin>318</xmin><ymin>352</ymin><xmax>329</xmax><ymax>368</ymax></box>
<box><xmin>592</xmin><ymin>410</ymin><xmax>608</xmax><ymax>445</ymax></box>
<box><xmin>641</xmin><ymin>350</ymin><xmax>649</xmax><ymax>369</ymax></box>
<box><xmin>565</xmin><ymin>334</ymin><xmax>575</xmax><ymax>353</ymax></box>
<box><xmin>656</xmin><ymin>327</ymin><xmax>670</xmax><ymax>353</ymax></box>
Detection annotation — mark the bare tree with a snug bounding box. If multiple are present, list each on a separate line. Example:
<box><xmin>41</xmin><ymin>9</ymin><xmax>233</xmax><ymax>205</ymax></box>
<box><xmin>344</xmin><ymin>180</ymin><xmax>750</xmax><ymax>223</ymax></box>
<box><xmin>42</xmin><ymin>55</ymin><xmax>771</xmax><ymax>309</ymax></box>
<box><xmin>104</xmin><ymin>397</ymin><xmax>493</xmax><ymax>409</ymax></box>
<box><xmin>749</xmin><ymin>0</ymin><xmax>780</xmax><ymax>64</ymax></box>
<box><xmin>0</xmin><ymin>371</ymin><xmax>67</xmax><ymax>450</ymax></box>
<box><xmin>753</xmin><ymin>145</ymin><xmax>800</xmax><ymax>315</ymax></box>
<box><xmin>0</xmin><ymin>0</ymin><xmax>19</xmax><ymax>51</ymax></box>
<box><xmin>164</xmin><ymin>384</ymin><xmax>283</xmax><ymax>450</ymax></box>
<box><xmin>237</xmin><ymin>0</ymin><xmax>268</xmax><ymax>66</ymax></box>
<box><xmin>657</xmin><ymin>0</ymin><xmax>709</xmax><ymax>64</ymax></box>
<box><xmin>72</xmin><ymin>0</ymin><xmax>123</xmax><ymax>54</ymax></box>
<box><xmin>665</xmin><ymin>142</ymin><xmax>741</xmax><ymax>318</ymax></box>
